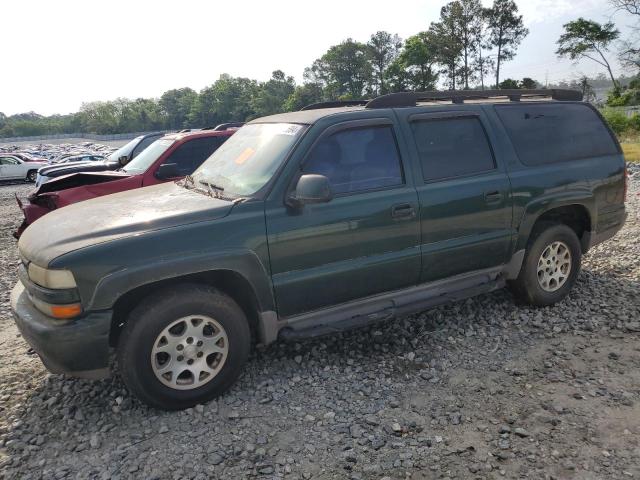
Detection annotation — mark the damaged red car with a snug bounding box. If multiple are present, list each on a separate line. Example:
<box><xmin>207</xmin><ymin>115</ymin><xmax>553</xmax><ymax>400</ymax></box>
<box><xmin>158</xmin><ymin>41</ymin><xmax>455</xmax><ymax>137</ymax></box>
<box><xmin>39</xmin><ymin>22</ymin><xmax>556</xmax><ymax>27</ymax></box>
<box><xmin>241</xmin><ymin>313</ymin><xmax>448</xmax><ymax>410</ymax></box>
<box><xmin>14</xmin><ymin>124</ymin><xmax>240</xmax><ymax>238</ymax></box>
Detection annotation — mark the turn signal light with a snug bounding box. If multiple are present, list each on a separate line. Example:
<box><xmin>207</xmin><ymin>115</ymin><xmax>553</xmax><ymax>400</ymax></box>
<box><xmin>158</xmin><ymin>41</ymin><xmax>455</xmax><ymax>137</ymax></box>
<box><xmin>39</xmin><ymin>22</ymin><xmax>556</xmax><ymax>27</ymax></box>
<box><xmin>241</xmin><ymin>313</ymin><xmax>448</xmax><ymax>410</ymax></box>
<box><xmin>50</xmin><ymin>304</ymin><xmax>82</xmax><ymax>319</ymax></box>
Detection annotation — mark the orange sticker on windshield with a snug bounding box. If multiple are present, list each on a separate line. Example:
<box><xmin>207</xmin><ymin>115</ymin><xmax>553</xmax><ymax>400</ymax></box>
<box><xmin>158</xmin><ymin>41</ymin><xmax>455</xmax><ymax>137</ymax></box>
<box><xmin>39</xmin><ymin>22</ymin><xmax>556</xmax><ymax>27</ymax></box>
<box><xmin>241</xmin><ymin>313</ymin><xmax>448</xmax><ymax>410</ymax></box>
<box><xmin>235</xmin><ymin>147</ymin><xmax>255</xmax><ymax>165</ymax></box>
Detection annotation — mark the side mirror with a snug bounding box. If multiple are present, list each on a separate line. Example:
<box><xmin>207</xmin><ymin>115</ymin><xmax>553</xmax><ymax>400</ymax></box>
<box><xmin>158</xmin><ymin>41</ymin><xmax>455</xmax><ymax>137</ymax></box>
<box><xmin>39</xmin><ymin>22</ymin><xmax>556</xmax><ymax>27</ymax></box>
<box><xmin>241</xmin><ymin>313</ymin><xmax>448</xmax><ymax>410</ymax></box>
<box><xmin>155</xmin><ymin>163</ymin><xmax>180</xmax><ymax>180</ymax></box>
<box><xmin>289</xmin><ymin>174</ymin><xmax>333</xmax><ymax>207</ymax></box>
<box><xmin>118</xmin><ymin>155</ymin><xmax>129</xmax><ymax>166</ymax></box>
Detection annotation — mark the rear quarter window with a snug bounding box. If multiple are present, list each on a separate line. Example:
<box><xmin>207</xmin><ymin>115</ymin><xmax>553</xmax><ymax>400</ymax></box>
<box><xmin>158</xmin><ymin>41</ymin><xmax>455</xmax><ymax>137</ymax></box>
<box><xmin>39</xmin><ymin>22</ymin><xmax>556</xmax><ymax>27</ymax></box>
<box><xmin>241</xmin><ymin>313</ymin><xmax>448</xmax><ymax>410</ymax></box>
<box><xmin>495</xmin><ymin>103</ymin><xmax>619</xmax><ymax>166</ymax></box>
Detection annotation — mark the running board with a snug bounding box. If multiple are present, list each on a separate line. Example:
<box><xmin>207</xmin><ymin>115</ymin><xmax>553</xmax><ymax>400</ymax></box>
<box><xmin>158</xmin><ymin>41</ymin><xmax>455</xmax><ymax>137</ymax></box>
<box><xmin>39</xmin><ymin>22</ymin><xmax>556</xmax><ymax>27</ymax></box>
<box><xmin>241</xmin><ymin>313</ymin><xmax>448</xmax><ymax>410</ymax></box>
<box><xmin>278</xmin><ymin>268</ymin><xmax>505</xmax><ymax>341</ymax></box>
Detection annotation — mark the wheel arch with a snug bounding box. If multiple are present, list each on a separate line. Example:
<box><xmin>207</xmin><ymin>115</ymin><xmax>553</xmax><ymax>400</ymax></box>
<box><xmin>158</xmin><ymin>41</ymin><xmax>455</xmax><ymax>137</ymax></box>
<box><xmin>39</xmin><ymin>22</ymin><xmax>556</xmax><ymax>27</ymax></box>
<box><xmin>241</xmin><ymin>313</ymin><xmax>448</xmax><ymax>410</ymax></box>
<box><xmin>94</xmin><ymin>250</ymin><xmax>276</xmax><ymax>348</ymax></box>
<box><xmin>516</xmin><ymin>198</ymin><xmax>594</xmax><ymax>253</ymax></box>
<box><xmin>109</xmin><ymin>269</ymin><xmax>268</xmax><ymax>348</ymax></box>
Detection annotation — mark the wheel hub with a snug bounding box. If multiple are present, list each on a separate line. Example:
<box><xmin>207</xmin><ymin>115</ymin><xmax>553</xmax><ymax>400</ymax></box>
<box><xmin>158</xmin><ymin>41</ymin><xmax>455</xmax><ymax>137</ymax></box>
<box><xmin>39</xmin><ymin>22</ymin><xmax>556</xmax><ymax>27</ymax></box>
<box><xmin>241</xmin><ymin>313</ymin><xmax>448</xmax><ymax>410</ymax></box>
<box><xmin>183</xmin><ymin>344</ymin><xmax>199</xmax><ymax>360</ymax></box>
<box><xmin>151</xmin><ymin>315</ymin><xmax>229</xmax><ymax>391</ymax></box>
<box><xmin>536</xmin><ymin>241</ymin><xmax>572</xmax><ymax>292</ymax></box>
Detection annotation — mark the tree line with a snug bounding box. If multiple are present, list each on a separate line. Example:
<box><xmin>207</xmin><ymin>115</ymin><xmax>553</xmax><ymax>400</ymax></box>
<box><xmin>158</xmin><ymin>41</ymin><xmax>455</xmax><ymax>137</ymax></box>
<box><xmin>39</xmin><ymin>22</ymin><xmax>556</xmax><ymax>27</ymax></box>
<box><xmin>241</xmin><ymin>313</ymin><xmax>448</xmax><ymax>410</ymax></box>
<box><xmin>0</xmin><ymin>0</ymin><xmax>529</xmax><ymax>138</ymax></box>
<box><xmin>2</xmin><ymin>0</ymin><xmax>639</xmax><ymax>138</ymax></box>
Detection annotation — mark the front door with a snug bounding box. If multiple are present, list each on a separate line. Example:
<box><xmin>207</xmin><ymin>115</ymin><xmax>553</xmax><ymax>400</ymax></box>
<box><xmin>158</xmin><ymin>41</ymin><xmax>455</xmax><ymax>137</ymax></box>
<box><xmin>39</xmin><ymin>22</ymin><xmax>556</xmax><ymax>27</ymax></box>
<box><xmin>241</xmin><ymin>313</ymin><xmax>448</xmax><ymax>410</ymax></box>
<box><xmin>0</xmin><ymin>156</ymin><xmax>23</xmax><ymax>179</ymax></box>
<box><xmin>266</xmin><ymin>119</ymin><xmax>421</xmax><ymax>318</ymax></box>
<box><xmin>401</xmin><ymin>111</ymin><xmax>513</xmax><ymax>282</ymax></box>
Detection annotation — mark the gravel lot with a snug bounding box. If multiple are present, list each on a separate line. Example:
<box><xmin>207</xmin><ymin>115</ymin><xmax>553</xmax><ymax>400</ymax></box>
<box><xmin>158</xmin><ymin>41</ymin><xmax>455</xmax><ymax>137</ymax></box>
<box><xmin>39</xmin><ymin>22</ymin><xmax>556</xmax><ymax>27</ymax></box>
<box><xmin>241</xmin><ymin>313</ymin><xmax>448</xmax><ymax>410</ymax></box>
<box><xmin>1</xmin><ymin>171</ymin><xmax>639</xmax><ymax>480</ymax></box>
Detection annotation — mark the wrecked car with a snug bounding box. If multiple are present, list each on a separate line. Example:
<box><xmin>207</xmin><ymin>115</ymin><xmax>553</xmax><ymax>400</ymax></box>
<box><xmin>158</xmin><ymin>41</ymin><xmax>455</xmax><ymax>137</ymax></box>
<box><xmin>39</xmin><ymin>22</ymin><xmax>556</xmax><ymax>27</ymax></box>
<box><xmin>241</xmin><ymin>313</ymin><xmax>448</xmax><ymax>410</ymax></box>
<box><xmin>35</xmin><ymin>132</ymin><xmax>165</xmax><ymax>186</ymax></box>
<box><xmin>14</xmin><ymin>125</ymin><xmax>240</xmax><ymax>238</ymax></box>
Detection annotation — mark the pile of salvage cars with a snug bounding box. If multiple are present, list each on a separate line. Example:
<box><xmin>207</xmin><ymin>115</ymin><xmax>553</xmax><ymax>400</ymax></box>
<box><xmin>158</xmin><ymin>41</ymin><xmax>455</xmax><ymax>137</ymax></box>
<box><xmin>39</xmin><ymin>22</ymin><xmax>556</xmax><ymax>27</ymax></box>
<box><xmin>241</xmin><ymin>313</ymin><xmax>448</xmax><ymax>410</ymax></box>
<box><xmin>1</xmin><ymin>141</ymin><xmax>117</xmax><ymax>164</ymax></box>
<box><xmin>8</xmin><ymin>124</ymin><xmax>242</xmax><ymax>238</ymax></box>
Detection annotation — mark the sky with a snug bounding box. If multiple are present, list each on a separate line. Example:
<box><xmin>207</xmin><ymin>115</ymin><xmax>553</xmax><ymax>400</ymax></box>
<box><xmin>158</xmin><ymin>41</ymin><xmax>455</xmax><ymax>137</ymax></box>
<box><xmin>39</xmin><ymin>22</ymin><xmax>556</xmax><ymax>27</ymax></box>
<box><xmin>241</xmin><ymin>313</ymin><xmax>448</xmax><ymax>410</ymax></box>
<box><xmin>1</xmin><ymin>0</ymin><xmax>636</xmax><ymax>116</ymax></box>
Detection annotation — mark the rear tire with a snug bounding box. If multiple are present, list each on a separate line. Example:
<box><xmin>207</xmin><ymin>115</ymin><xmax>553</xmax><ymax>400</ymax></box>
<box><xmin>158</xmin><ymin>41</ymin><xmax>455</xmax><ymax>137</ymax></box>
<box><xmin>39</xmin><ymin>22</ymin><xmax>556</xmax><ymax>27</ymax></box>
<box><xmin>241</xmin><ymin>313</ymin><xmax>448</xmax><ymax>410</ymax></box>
<box><xmin>117</xmin><ymin>283</ymin><xmax>251</xmax><ymax>410</ymax></box>
<box><xmin>509</xmin><ymin>224</ymin><xmax>582</xmax><ymax>306</ymax></box>
<box><xmin>26</xmin><ymin>170</ymin><xmax>37</xmax><ymax>183</ymax></box>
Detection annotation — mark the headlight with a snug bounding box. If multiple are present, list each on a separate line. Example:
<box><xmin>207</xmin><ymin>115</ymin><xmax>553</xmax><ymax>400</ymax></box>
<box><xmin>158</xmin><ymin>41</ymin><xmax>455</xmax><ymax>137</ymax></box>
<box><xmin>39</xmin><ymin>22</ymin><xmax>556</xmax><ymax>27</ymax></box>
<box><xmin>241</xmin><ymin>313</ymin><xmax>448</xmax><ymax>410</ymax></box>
<box><xmin>28</xmin><ymin>263</ymin><xmax>77</xmax><ymax>289</ymax></box>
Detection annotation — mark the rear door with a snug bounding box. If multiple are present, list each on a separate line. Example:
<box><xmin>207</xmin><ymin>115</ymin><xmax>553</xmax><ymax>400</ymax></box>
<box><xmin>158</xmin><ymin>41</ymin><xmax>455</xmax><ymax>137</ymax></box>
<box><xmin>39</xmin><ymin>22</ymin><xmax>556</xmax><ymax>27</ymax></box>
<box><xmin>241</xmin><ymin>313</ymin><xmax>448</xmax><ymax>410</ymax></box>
<box><xmin>398</xmin><ymin>109</ymin><xmax>513</xmax><ymax>282</ymax></box>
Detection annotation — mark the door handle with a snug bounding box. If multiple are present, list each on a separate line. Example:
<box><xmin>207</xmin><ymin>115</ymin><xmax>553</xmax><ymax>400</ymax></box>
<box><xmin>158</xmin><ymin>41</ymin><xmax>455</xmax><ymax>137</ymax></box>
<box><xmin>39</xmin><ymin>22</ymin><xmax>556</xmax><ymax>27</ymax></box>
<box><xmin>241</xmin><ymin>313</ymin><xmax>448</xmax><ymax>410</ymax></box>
<box><xmin>391</xmin><ymin>203</ymin><xmax>415</xmax><ymax>219</ymax></box>
<box><xmin>484</xmin><ymin>190</ymin><xmax>503</xmax><ymax>203</ymax></box>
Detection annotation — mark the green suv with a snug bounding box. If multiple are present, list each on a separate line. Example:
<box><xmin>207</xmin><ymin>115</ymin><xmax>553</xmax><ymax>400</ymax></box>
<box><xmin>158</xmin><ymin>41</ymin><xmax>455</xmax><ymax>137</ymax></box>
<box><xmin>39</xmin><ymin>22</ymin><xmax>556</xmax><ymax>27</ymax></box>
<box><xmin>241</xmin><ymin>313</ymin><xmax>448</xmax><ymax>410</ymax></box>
<box><xmin>11</xmin><ymin>90</ymin><xmax>626</xmax><ymax>410</ymax></box>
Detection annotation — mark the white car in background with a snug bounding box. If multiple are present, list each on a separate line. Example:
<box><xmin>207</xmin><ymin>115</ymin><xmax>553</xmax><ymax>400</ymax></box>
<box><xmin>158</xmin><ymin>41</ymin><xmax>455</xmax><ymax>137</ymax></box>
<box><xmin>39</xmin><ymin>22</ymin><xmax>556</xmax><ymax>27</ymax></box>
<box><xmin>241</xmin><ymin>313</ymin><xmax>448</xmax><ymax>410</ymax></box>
<box><xmin>0</xmin><ymin>155</ymin><xmax>48</xmax><ymax>182</ymax></box>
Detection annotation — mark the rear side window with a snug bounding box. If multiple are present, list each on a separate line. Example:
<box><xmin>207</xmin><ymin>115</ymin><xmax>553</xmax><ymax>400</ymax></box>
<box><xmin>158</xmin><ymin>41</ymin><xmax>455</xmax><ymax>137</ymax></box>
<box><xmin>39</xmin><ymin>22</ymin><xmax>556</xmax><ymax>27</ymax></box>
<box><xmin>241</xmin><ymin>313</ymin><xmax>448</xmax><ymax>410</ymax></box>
<box><xmin>411</xmin><ymin>117</ymin><xmax>495</xmax><ymax>182</ymax></box>
<box><xmin>165</xmin><ymin>136</ymin><xmax>226</xmax><ymax>176</ymax></box>
<box><xmin>302</xmin><ymin>125</ymin><xmax>404</xmax><ymax>195</ymax></box>
<box><xmin>495</xmin><ymin>103</ymin><xmax>618</xmax><ymax>166</ymax></box>
<box><xmin>131</xmin><ymin>135</ymin><xmax>160</xmax><ymax>159</ymax></box>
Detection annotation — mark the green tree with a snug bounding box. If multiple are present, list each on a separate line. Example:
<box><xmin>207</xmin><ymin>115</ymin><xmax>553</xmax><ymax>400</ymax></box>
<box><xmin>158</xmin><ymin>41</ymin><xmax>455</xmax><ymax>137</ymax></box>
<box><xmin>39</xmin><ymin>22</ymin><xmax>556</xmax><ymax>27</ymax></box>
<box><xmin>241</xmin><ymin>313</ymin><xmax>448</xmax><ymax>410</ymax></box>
<box><xmin>283</xmin><ymin>83</ymin><xmax>325</xmax><ymax>111</ymax></box>
<box><xmin>384</xmin><ymin>59</ymin><xmax>411</xmax><ymax>92</ymax></box>
<box><xmin>430</xmin><ymin>3</ymin><xmax>464</xmax><ymax>90</ymax></box>
<box><xmin>498</xmin><ymin>78</ymin><xmax>520</xmax><ymax>89</ymax></box>
<box><xmin>458</xmin><ymin>0</ymin><xmax>484</xmax><ymax>89</ymax></box>
<box><xmin>486</xmin><ymin>0</ymin><xmax>528</xmax><ymax>88</ymax></box>
<box><xmin>556</xmin><ymin>18</ymin><xmax>620</xmax><ymax>91</ymax></box>
<box><xmin>394</xmin><ymin>32</ymin><xmax>439</xmax><ymax>91</ymax></box>
<box><xmin>160</xmin><ymin>88</ymin><xmax>198</xmax><ymax>129</ymax></box>
<box><xmin>252</xmin><ymin>70</ymin><xmax>296</xmax><ymax>117</ymax></box>
<box><xmin>579</xmin><ymin>76</ymin><xmax>597</xmax><ymax>102</ymax></box>
<box><xmin>305</xmin><ymin>39</ymin><xmax>373</xmax><ymax>98</ymax></box>
<box><xmin>520</xmin><ymin>77</ymin><xmax>538</xmax><ymax>89</ymax></box>
<box><xmin>189</xmin><ymin>74</ymin><xmax>259</xmax><ymax>126</ymax></box>
<box><xmin>367</xmin><ymin>31</ymin><xmax>402</xmax><ymax>94</ymax></box>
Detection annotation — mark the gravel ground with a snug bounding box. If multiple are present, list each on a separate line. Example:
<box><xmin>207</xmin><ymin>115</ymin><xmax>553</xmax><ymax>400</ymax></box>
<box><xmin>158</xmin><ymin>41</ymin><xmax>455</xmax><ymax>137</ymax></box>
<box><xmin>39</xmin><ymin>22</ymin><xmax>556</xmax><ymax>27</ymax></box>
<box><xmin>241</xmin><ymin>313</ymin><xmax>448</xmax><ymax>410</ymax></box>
<box><xmin>1</xmin><ymin>171</ymin><xmax>639</xmax><ymax>480</ymax></box>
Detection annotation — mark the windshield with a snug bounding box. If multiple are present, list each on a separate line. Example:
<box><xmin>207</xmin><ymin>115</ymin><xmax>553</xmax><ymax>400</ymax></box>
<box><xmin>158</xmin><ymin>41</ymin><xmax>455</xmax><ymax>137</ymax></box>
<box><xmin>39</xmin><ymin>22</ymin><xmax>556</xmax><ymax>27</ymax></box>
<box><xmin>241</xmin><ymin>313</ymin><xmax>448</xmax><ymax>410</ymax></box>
<box><xmin>122</xmin><ymin>139</ymin><xmax>174</xmax><ymax>174</ymax></box>
<box><xmin>107</xmin><ymin>136</ymin><xmax>143</xmax><ymax>162</ymax></box>
<box><xmin>192</xmin><ymin>123</ymin><xmax>305</xmax><ymax>196</ymax></box>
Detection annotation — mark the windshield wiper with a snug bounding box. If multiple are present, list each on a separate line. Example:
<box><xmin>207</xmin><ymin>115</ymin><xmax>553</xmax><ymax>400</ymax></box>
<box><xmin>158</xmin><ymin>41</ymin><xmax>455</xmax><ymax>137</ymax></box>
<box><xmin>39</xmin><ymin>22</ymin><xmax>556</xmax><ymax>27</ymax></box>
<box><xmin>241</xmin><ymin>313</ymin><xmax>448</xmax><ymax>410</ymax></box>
<box><xmin>199</xmin><ymin>180</ymin><xmax>225</xmax><ymax>199</ymax></box>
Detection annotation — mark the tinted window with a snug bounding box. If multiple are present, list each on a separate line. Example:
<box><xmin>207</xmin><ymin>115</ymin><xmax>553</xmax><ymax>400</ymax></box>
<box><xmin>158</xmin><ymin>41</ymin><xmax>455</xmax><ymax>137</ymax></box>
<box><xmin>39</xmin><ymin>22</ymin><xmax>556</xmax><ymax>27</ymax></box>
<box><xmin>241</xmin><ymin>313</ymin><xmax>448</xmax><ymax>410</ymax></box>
<box><xmin>495</xmin><ymin>103</ymin><xmax>618</xmax><ymax>166</ymax></box>
<box><xmin>411</xmin><ymin>117</ymin><xmax>495</xmax><ymax>181</ymax></box>
<box><xmin>302</xmin><ymin>126</ymin><xmax>403</xmax><ymax>195</ymax></box>
<box><xmin>165</xmin><ymin>136</ymin><xmax>226</xmax><ymax>175</ymax></box>
<box><xmin>132</xmin><ymin>134</ymin><xmax>160</xmax><ymax>158</ymax></box>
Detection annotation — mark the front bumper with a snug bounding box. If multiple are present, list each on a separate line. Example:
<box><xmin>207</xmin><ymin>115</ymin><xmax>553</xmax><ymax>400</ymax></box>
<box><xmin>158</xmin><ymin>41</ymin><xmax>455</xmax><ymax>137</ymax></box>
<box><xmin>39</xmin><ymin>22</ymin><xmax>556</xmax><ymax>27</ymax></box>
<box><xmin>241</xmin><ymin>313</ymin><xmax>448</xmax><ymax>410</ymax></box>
<box><xmin>10</xmin><ymin>281</ymin><xmax>112</xmax><ymax>379</ymax></box>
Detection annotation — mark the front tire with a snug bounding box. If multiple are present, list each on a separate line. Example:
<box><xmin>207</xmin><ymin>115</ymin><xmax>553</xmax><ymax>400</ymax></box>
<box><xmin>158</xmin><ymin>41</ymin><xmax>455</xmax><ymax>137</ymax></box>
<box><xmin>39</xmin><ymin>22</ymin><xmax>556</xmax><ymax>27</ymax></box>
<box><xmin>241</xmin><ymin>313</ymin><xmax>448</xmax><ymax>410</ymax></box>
<box><xmin>509</xmin><ymin>224</ymin><xmax>582</xmax><ymax>306</ymax></box>
<box><xmin>117</xmin><ymin>284</ymin><xmax>251</xmax><ymax>410</ymax></box>
<box><xmin>26</xmin><ymin>170</ymin><xmax>37</xmax><ymax>183</ymax></box>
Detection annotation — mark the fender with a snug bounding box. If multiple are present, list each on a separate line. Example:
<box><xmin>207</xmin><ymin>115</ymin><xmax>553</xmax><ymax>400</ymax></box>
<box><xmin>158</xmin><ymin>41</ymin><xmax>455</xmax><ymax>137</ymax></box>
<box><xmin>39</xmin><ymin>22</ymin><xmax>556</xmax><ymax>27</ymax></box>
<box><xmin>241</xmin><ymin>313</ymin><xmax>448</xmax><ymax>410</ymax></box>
<box><xmin>514</xmin><ymin>189</ymin><xmax>596</xmax><ymax>251</ymax></box>
<box><xmin>87</xmin><ymin>248</ymin><xmax>275</xmax><ymax>314</ymax></box>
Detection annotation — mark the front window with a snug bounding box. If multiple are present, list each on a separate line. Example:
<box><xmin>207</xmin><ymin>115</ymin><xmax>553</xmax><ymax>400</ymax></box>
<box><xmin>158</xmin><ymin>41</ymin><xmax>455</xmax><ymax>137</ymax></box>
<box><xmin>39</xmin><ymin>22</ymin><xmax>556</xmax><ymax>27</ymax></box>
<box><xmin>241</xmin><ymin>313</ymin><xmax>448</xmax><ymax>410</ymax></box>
<box><xmin>122</xmin><ymin>139</ymin><xmax>174</xmax><ymax>174</ymax></box>
<box><xmin>192</xmin><ymin>123</ymin><xmax>305</xmax><ymax>196</ymax></box>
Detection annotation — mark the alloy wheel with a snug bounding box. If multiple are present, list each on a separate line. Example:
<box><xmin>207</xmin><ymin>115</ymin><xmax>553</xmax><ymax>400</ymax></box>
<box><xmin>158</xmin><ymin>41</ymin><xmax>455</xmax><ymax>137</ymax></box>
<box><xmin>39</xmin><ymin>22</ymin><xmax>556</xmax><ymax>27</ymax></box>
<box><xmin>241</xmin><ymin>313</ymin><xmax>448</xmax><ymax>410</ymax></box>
<box><xmin>536</xmin><ymin>241</ymin><xmax>572</xmax><ymax>292</ymax></box>
<box><xmin>151</xmin><ymin>315</ymin><xmax>229</xmax><ymax>390</ymax></box>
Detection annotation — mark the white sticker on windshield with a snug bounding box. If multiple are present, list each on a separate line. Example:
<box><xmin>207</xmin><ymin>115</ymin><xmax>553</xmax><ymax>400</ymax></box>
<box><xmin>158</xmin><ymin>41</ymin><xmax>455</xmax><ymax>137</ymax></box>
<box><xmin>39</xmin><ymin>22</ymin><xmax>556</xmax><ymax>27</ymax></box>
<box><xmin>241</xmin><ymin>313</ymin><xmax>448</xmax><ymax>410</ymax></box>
<box><xmin>278</xmin><ymin>124</ymin><xmax>303</xmax><ymax>136</ymax></box>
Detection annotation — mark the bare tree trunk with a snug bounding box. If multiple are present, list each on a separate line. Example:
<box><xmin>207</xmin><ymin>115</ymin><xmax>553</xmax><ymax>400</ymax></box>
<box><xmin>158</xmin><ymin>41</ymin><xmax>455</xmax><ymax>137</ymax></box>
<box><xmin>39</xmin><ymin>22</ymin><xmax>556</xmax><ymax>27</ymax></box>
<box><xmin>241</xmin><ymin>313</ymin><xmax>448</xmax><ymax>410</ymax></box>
<box><xmin>495</xmin><ymin>43</ymin><xmax>502</xmax><ymax>88</ymax></box>
<box><xmin>600</xmin><ymin>52</ymin><xmax>619</xmax><ymax>91</ymax></box>
<box><xmin>479</xmin><ymin>47</ymin><xmax>485</xmax><ymax>90</ymax></box>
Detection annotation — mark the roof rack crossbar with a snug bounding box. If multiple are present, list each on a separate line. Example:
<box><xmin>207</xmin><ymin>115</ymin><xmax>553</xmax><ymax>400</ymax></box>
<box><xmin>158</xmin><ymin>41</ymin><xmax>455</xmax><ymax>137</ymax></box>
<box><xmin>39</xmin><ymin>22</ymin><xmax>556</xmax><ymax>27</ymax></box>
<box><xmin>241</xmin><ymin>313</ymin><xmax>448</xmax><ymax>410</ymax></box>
<box><xmin>300</xmin><ymin>100</ymin><xmax>370</xmax><ymax>111</ymax></box>
<box><xmin>365</xmin><ymin>89</ymin><xmax>583</xmax><ymax>109</ymax></box>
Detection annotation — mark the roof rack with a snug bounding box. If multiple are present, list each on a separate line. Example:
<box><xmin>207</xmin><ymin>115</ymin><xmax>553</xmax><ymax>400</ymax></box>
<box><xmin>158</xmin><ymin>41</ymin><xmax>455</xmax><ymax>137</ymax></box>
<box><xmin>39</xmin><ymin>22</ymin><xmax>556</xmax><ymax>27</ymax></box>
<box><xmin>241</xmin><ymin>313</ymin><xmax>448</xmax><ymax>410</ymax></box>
<box><xmin>203</xmin><ymin>122</ymin><xmax>245</xmax><ymax>131</ymax></box>
<box><xmin>365</xmin><ymin>89</ymin><xmax>583</xmax><ymax>109</ymax></box>
<box><xmin>300</xmin><ymin>100</ymin><xmax>370</xmax><ymax>111</ymax></box>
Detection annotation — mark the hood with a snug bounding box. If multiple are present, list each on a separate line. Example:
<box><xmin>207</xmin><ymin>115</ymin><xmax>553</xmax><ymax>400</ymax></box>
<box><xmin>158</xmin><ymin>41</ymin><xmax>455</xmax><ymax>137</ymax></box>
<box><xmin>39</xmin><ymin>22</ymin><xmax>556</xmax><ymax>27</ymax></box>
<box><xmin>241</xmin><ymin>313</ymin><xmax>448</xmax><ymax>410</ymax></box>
<box><xmin>20</xmin><ymin>182</ymin><xmax>235</xmax><ymax>266</ymax></box>
<box><xmin>33</xmin><ymin>170</ymin><xmax>131</xmax><ymax>195</ymax></box>
<box><xmin>38</xmin><ymin>160</ymin><xmax>119</xmax><ymax>178</ymax></box>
